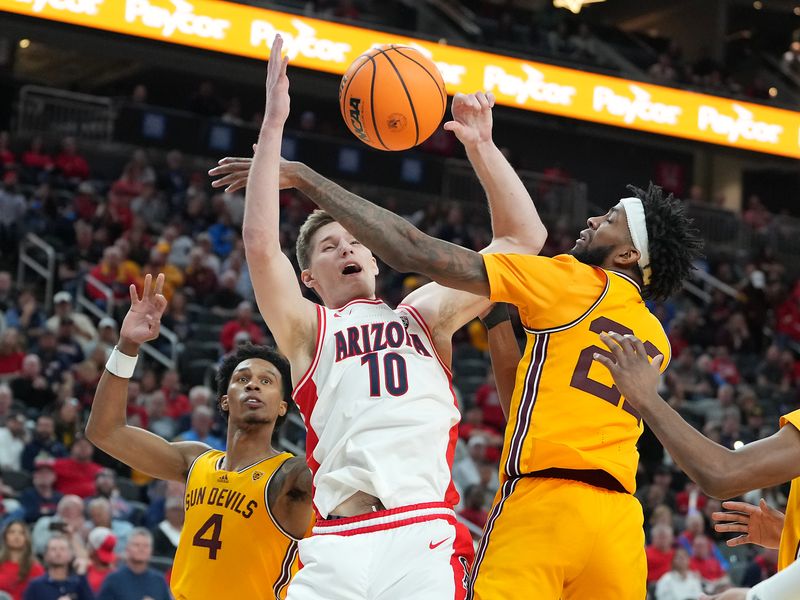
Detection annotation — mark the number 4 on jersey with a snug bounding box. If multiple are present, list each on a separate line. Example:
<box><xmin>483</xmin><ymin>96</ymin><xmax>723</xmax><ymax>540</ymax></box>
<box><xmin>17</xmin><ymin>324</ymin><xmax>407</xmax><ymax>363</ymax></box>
<box><xmin>192</xmin><ymin>513</ymin><xmax>223</xmax><ymax>559</ymax></box>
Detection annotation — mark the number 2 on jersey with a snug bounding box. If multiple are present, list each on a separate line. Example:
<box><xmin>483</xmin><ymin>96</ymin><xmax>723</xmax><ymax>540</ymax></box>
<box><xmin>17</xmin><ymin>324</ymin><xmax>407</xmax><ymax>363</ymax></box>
<box><xmin>192</xmin><ymin>513</ymin><xmax>223</xmax><ymax>559</ymax></box>
<box><xmin>361</xmin><ymin>352</ymin><xmax>409</xmax><ymax>397</ymax></box>
<box><xmin>569</xmin><ymin>317</ymin><xmax>662</xmax><ymax>421</ymax></box>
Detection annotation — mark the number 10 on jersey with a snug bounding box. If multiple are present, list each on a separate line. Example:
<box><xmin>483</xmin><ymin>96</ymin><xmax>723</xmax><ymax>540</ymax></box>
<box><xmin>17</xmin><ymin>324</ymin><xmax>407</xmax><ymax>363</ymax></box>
<box><xmin>361</xmin><ymin>352</ymin><xmax>409</xmax><ymax>397</ymax></box>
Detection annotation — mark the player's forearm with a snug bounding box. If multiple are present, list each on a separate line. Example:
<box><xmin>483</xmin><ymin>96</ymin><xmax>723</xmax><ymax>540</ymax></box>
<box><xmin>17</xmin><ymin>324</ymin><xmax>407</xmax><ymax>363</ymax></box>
<box><xmin>242</xmin><ymin>125</ymin><xmax>284</xmax><ymax>256</ymax></box>
<box><xmin>85</xmin><ymin>338</ymin><xmax>140</xmax><ymax>445</ymax></box>
<box><xmin>294</xmin><ymin>165</ymin><xmax>490</xmax><ymax>295</ymax></box>
<box><xmin>466</xmin><ymin>141</ymin><xmax>546</xmax><ymax>251</ymax></box>
<box><xmin>485</xmin><ymin>320</ymin><xmax>519</xmax><ymax>420</ymax></box>
<box><xmin>635</xmin><ymin>393</ymin><xmax>740</xmax><ymax>498</ymax></box>
<box><xmin>747</xmin><ymin>557</ymin><xmax>800</xmax><ymax>599</ymax></box>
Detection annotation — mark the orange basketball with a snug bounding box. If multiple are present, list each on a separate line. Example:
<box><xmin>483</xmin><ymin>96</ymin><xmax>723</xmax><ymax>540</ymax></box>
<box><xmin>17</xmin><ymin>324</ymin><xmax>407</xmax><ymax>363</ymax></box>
<box><xmin>339</xmin><ymin>45</ymin><xmax>447</xmax><ymax>151</ymax></box>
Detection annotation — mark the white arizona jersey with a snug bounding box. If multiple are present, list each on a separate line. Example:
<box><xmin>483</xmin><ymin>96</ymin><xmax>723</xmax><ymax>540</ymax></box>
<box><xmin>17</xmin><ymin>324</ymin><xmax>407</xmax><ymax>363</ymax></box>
<box><xmin>292</xmin><ymin>299</ymin><xmax>461</xmax><ymax>518</ymax></box>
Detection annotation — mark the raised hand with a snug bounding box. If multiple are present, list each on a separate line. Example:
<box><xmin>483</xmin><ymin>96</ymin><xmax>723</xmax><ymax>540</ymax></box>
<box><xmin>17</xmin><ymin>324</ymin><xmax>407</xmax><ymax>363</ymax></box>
<box><xmin>264</xmin><ymin>34</ymin><xmax>290</xmax><ymax>128</ymax></box>
<box><xmin>120</xmin><ymin>273</ymin><xmax>167</xmax><ymax>346</ymax></box>
<box><xmin>594</xmin><ymin>332</ymin><xmax>664</xmax><ymax>408</ymax></box>
<box><xmin>443</xmin><ymin>91</ymin><xmax>495</xmax><ymax>149</ymax></box>
<box><xmin>209</xmin><ymin>146</ymin><xmax>301</xmax><ymax>193</ymax></box>
<box><xmin>711</xmin><ymin>499</ymin><xmax>785</xmax><ymax>549</ymax></box>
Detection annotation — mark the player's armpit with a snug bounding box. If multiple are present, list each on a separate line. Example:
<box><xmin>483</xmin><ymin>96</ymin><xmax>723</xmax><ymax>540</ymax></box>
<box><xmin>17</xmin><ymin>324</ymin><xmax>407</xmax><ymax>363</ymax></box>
<box><xmin>484</xmin><ymin>314</ymin><xmax>521</xmax><ymax>420</ymax></box>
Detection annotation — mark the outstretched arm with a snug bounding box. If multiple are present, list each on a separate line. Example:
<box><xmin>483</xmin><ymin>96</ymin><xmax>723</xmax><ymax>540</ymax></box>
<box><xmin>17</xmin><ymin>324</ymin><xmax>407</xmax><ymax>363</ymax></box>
<box><xmin>85</xmin><ymin>274</ymin><xmax>208</xmax><ymax>481</ymax></box>
<box><xmin>596</xmin><ymin>332</ymin><xmax>800</xmax><ymax>499</ymax></box>
<box><xmin>292</xmin><ymin>163</ymin><xmax>489</xmax><ymax>295</ymax></box>
<box><xmin>243</xmin><ymin>35</ymin><xmax>317</xmax><ymax>368</ymax></box>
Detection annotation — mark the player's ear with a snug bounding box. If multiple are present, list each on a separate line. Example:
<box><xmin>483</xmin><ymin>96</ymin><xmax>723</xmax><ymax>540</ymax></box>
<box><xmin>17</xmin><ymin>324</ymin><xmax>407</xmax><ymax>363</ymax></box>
<box><xmin>278</xmin><ymin>400</ymin><xmax>287</xmax><ymax>417</ymax></box>
<box><xmin>219</xmin><ymin>395</ymin><xmax>229</xmax><ymax>412</ymax></box>
<box><xmin>370</xmin><ymin>256</ymin><xmax>379</xmax><ymax>276</ymax></box>
<box><xmin>614</xmin><ymin>246</ymin><xmax>640</xmax><ymax>269</ymax></box>
<box><xmin>300</xmin><ymin>268</ymin><xmax>315</xmax><ymax>288</ymax></box>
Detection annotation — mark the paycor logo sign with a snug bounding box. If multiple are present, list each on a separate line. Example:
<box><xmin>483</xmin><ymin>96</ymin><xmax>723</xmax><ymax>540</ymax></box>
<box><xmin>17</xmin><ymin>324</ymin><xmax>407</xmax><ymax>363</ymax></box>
<box><xmin>125</xmin><ymin>0</ymin><xmax>229</xmax><ymax>40</ymax></box>
<box><xmin>16</xmin><ymin>0</ymin><xmax>103</xmax><ymax>15</ymax></box>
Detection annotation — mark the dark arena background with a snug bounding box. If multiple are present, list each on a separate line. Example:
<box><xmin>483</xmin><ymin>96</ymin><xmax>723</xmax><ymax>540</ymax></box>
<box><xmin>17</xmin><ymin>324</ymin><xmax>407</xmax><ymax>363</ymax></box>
<box><xmin>0</xmin><ymin>1</ymin><xmax>799</xmax><ymax>598</ymax></box>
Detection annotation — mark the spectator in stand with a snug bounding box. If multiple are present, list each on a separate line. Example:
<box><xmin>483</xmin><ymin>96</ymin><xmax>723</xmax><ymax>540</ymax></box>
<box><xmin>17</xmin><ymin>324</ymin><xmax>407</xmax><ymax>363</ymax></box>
<box><xmin>91</xmin><ymin>471</ymin><xmax>130</xmax><ymax>523</ymax></box>
<box><xmin>85</xmin><ymin>527</ymin><xmax>115</xmax><ymax>594</ymax></box>
<box><xmin>781</xmin><ymin>40</ymin><xmax>800</xmax><ymax>75</ymax></box>
<box><xmin>96</xmin><ymin>529</ymin><xmax>170</xmax><ymax>600</ymax></box>
<box><xmin>53</xmin><ymin>436</ymin><xmax>103</xmax><ymax>498</ymax></box>
<box><xmin>58</xmin><ymin>221</ymin><xmax>100</xmax><ymax>288</ymax></box>
<box><xmin>143</xmin><ymin>391</ymin><xmax>174</xmax><ymax>440</ymax></box>
<box><xmin>0</xmin><ymin>384</ymin><xmax>12</xmax><ymax>425</ymax></box>
<box><xmin>741</xmin><ymin>547</ymin><xmax>778</xmax><ymax>587</ymax></box>
<box><xmin>184</xmin><ymin>248</ymin><xmax>217</xmax><ymax>298</ymax></box>
<box><xmin>53</xmin><ymin>398</ymin><xmax>83</xmax><ymax>449</ymax></box>
<box><xmin>150</xmin><ymin>496</ymin><xmax>183</xmax><ymax>559</ymax></box>
<box><xmin>473</xmin><ymin>368</ymin><xmax>505</xmax><ymax>433</ymax></box>
<box><xmin>458</xmin><ymin>407</ymin><xmax>502</xmax><ymax>463</ymax></box>
<box><xmin>140</xmin><ymin>247</ymin><xmax>183</xmax><ymax>302</ymax></box>
<box><xmin>649</xmin><ymin>53</ymin><xmax>677</xmax><ymax>82</ymax></box>
<box><xmin>173</xmin><ymin>405</ymin><xmax>224</xmax><ymax>450</ymax></box>
<box><xmin>160</xmin><ymin>291</ymin><xmax>191</xmax><ymax>342</ymax></box>
<box><xmin>646</xmin><ymin>524</ymin><xmax>675</xmax><ymax>585</ymax></box>
<box><xmin>31</xmin><ymin>494</ymin><xmax>86</xmax><ymax>557</ymax></box>
<box><xmin>219</xmin><ymin>301</ymin><xmax>264</xmax><ymax>352</ymax></box>
<box><xmin>47</xmin><ymin>292</ymin><xmax>98</xmax><ymax>355</ymax></box>
<box><xmin>0</xmin><ymin>411</ymin><xmax>26</xmax><ymax>471</ymax></box>
<box><xmin>159</xmin><ymin>369</ymin><xmax>189</xmax><ymax>420</ymax></box>
<box><xmin>53</xmin><ymin>319</ymin><xmax>84</xmax><ymax>373</ymax></box>
<box><xmin>158</xmin><ymin>150</ymin><xmax>187</xmax><ymax>201</ymax></box>
<box><xmin>0</xmin><ymin>330</ymin><xmax>25</xmax><ymax>378</ymax></box>
<box><xmin>208</xmin><ymin>270</ymin><xmax>244</xmax><ymax>311</ymax></box>
<box><xmin>0</xmin><ymin>520</ymin><xmax>44</xmax><ymax>600</ymax></box>
<box><xmin>21</xmin><ymin>416</ymin><xmax>66</xmax><ymax>472</ymax></box>
<box><xmin>173</xmin><ymin>386</ymin><xmax>214</xmax><ymax>434</ymax></box>
<box><xmin>676</xmin><ymin>484</ymin><xmax>709</xmax><ymax>517</ymax></box>
<box><xmin>20</xmin><ymin>137</ymin><xmax>53</xmax><ymax>182</ymax></box>
<box><xmin>23</xmin><ymin>534</ymin><xmax>92</xmax><ymax>600</ymax></box>
<box><xmin>188</xmin><ymin>81</ymin><xmax>223</xmax><ymax>117</ymax></box>
<box><xmin>85</xmin><ymin>498</ymin><xmax>132</xmax><ymax>556</ymax></box>
<box><xmin>458</xmin><ymin>484</ymin><xmax>488</xmax><ymax>529</ymax></box>
<box><xmin>5</xmin><ymin>290</ymin><xmax>47</xmax><ymax>339</ymax></box>
<box><xmin>741</xmin><ymin>194</ymin><xmax>772</xmax><ymax>232</ymax></box>
<box><xmin>0</xmin><ymin>271</ymin><xmax>15</xmax><ymax>312</ymax></box>
<box><xmin>0</xmin><ymin>131</ymin><xmax>15</xmax><ymax>170</ymax></box>
<box><xmin>89</xmin><ymin>318</ymin><xmax>117</xmax><ymax>358</ymax></box>
<box><xmin>12</xmin><ymin>356</ymin><xmax>57</xmax><ymax>415</ymax></box>
<box><xmin>86</xmin><ymin>247</ymin><xmax>136</xmax><ymax>305</ymax></box>
<box><xmin>19</xmin><ymin>460</ymin><xmax>62</xmax><ymax>525</ymax></box>
<box><xmin>53</xmin><ymin>137</ymin><xmax>89</xmax><ymax>182</ymax></box>
<box><xmin>688</xmin><ymin>534</ymin><xmax>728</xmax><ymax>591</ymax></box>
<box><xmin>0</xmin><ymin>171</ymin><xmax>26</xmax><ymax>260</ymax></box>
<box><xmin>655</xmin><ymin>547</ymin><xmax>703</xmax><ymax>600</ymax></box>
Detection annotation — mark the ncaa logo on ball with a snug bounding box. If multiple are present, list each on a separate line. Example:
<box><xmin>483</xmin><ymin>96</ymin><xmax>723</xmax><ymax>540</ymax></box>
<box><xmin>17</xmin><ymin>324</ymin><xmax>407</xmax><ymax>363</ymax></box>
<box><xmin>387</xmin><ymin>113</ymin><xmax>407</xmax><ymax>132</ymax></box>
<box><xmin>253</xmin><ymin>471</ymin><xmax>264</xmax><ymax>481</ymax></box>
<box><xmin>348</xmin><ymin>98</ymin><xmax>370</xmax><ymax>143</ymax></box>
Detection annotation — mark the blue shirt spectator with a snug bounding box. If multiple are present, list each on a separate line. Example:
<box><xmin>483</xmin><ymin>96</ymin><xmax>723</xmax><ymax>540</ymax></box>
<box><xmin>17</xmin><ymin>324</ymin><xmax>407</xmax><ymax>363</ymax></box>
<box><xmin>24</xmin><ymin>535</ymin><xmax>94</xmax><ymax>600</ymax></box>
<box><xmin>97</xmin><ymin>528</ymin><xmax>171</xmax><ymax>600</ymax></box>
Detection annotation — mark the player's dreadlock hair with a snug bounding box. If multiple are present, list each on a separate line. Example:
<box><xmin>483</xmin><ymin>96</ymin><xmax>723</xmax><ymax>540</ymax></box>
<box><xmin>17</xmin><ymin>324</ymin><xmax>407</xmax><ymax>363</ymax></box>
<box><xmin>215</xmin><ymin>343</ymin><xmax>293</xmax><ymax>433</ymax></box>
<box><xmin>627</xmin><ymin>183</ymin><xmax>704</xmax><ymax>301</ymax></box>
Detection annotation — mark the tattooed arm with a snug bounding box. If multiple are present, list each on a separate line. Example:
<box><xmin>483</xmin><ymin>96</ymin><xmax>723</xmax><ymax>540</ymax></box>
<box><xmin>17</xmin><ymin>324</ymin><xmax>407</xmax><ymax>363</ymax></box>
<box><xmin>291</xmin><ymin>164</ymin><xmax>489</xmax><ymax>296</ymax></box>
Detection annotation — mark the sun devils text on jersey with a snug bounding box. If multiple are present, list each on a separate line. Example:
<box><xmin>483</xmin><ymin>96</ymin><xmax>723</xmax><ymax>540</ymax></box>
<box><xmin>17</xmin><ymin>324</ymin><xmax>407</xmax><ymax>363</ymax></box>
<box><xmin>171</xmin><ymin>449</ymin><xmax>301</xmax><ymax>600</ymax></box>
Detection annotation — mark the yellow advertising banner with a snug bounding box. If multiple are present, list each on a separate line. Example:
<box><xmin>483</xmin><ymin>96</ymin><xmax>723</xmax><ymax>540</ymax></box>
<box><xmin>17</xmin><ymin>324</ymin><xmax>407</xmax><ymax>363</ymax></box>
<box><xmin>2</xmin><ymin>0</ymin><xmax>799</xmax><ymax>158</ymax></box>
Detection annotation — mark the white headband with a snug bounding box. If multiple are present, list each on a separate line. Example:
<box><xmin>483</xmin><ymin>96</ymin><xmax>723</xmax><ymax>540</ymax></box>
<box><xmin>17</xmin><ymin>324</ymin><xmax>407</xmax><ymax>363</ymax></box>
<box><xmin>619</xmin><ymin>197</ymin><xmax>652</xmax><ymax>286</ymax></box>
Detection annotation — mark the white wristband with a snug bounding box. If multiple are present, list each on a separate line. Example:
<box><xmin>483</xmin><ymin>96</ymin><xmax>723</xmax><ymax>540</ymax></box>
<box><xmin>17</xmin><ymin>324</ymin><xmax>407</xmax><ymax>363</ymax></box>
<box><xmin>105</xmin><ymin>346</ymin><xmax>138</xmax><ymax>379</ymax></box>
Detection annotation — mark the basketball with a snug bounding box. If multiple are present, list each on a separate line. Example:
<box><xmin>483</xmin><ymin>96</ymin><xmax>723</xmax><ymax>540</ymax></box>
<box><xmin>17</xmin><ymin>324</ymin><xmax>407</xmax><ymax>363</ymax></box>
<box><xmin>338</xmin><ymin>45</ymin><xmax>447</xmax><ymax>151</ymax></box>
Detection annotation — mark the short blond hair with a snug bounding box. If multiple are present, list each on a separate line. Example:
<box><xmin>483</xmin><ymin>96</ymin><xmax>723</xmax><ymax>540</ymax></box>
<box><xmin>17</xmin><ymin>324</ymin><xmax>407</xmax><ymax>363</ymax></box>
<box><xmin>296</xmin><ymin>210</ymin><xmax>335</xmax><ymax>270</ymax></box>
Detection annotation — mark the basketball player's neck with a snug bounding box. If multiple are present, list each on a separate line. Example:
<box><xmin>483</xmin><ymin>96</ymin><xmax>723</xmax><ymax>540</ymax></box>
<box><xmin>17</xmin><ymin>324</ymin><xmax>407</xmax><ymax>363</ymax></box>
<box><xmin>222</xmin><ymin>423</ymin><xmax>280</xmax><ymax>471</ymax></box>
<box><xmin>322</xmin><ymin>291</ymin><xmax>377</xmax><ymax>310</ymax></box>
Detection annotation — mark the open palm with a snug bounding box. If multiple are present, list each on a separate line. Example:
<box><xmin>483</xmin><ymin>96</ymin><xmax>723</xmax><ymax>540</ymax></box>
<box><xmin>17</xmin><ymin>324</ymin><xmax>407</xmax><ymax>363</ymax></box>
<box><xmin>120</xmin><ymin>273</ymin><xmax>167</xmax><ymax>345</ymax></box>
<box><xmin>712</xmin><ymin>499</ymin><xmax>785</xmax><ymax>549</ymax></box>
